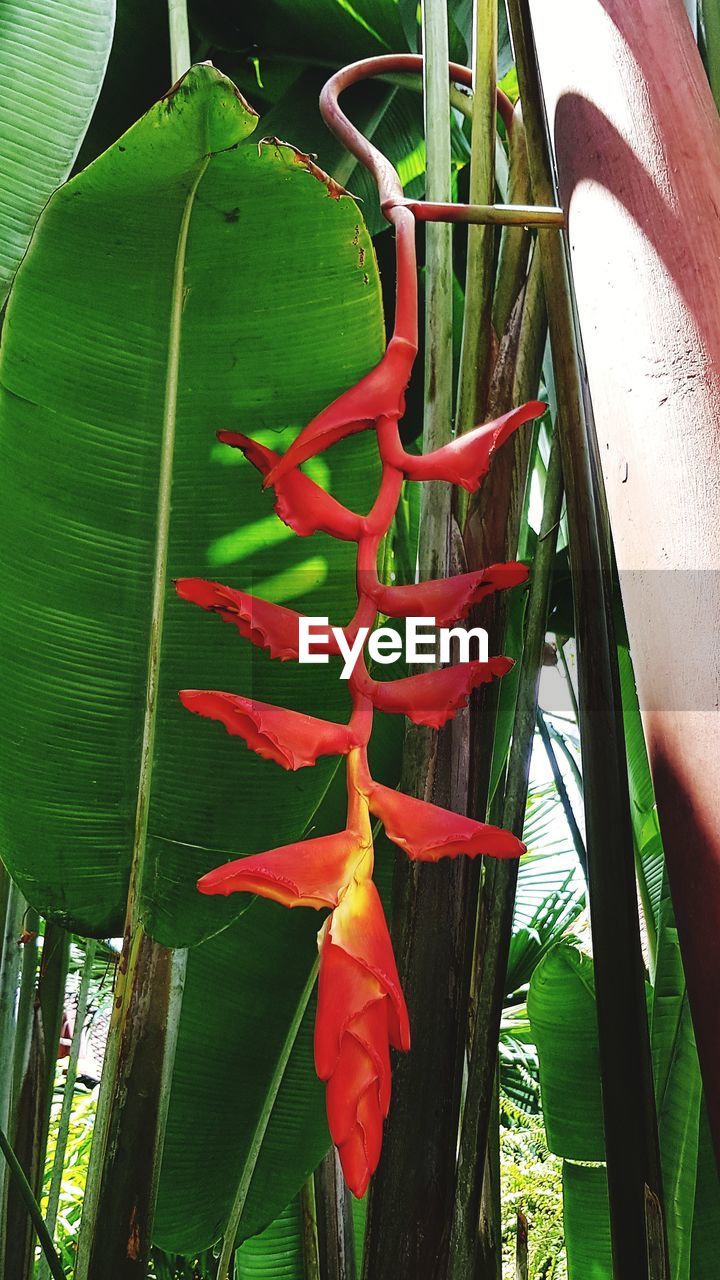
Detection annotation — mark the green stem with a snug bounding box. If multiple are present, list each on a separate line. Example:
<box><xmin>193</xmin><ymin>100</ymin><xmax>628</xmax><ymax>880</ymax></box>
<box><xmin>456</xmin><ymin>0</ymin><xmax>497</xmax><ymax>434</ymax></box>
<box><xmin>362</xmin><ymin>9</ymin><xmax>466</xmax><ymax>1276</ymax></box>
<box><xmin>547</xmin><ymin>720</ymin><xmax>583</xmax><ymax>797</ymax></box>
<box><xmin>492</xmin><ymin>105</ymin><xmax>532</xmax><ymax>340</ymax></box>
<box><xmin>0</xmin><ymin>880</ymin><xmax>25</xmax><ymax>1270</ymax></box>
<box><xmin>556</xmin><ymin>638</ymin><xmax>580</xmax><ymax>724</ymax></box>
<box><xmin>300</xmin><ymin>1177</ymin><xmax>321</xmax><ymax>1280</ymax></box>
<box><xmin>11</xmin><ymin>909</ymin><xmax>38</xmax><ymax>1127</ymax></box>
<box><xmin>0</xmin><ymin>1124</ymin><xmax>65</xmax><ymax>1280</ymax></box>
<box><xmin>536</xmin><ymin>708</ymin><xmax>587</xmax><ymax>880</ymax></box>
<box><xmin>168</xmin><ymin>0</ymin><xmax>191</xmax><ymax>82</ymax></box>
<box><xmin>39</xmin><ymin>940</ymin><xmax>98</xmax><ymax>1280</ymax></box>
<box><xmin>36</xmin><ymin>925</ymin><xmax>70</xmax><ymax>1174</ymax></box>
<box><xmin>450</xmin><ymin>432</ymin><xmax>563</xmax><ymax>1277</ymax></box>
<box><xmin>217</xmin><ymin>958</ymin><xmax>320</xmax><ymax>1279</ymax></box>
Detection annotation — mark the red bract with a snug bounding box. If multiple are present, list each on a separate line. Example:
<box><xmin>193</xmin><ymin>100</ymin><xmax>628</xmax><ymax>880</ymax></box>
<box><xmin>315</xmin><ymin>879</ymin><xmax>410</xmax><ymax>1196</ymax></box>
<box><xmin>367</xmin><ymin>782</ymin><xmax>526</xmax><ymax>861</ymax></box>
<box><xmin>219</xmin><ymin>431</ymin><xmax>364</xmax><ymax>541</ymax></box>
<box><xmin>264</xmin><ymin>335</ymin><xmax>416</xmax><ymax>486</ymax></box>
<box><xmin>366</xmin><ymin>561</ymin><xmax>528</xmax><ymax>625</ymax></box>
<box><xmin>178</xmin><ymin>691</ymin><xmax>358</xmax><ymax>769</ymax></box>
<box><xmin>175</xmin><ymin>578</ymin><xmax>338</xmax><ymax>659</ymax></box>
<box><xmin>180</xmin><ymin>110</ymin><xmax>532</xmax><ymax>1198</ymax></box>
<box><xmin>378</xmin><ymin>401</ymin><xmax>546</xmax><ymax>491</ymax></box>
<box><xmin>357</xmin><ymin>658</ymin><xmax>513</xmax><ymax>728</ymax></box>
<box><xmin>198</xmin><ymin>827</ymin><xmax>365</xmax><ymax>907</ymax></box>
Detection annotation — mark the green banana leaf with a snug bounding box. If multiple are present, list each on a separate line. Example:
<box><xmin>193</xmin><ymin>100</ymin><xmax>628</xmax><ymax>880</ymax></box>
<box><xmin>618</xmin><ymin>645</ymin><xmax>664</xmax><ymax>929</ymax></box>
<box><xmin>234</xmin><ymin>1195</ymin><xmax>305</xmax><ymax>1278</ymax></box>
<box><xmin>527</xmin><ymin>941</ymin><xmax>605</xmax><ymax>1161</ymax></box>
<box><xmin>0</xmin><ymin>0</ymin><xmax>114</xmax><ymax>306</ymax></box>
<box><xmin>652</xmin><ymin>893</ymin><xmax>701</xmax><ymax>1280</ymax></box>
<box><xmin>154</xmin><ymin>897</ymin><xmax>325</xmax><ymax>1252</ymax></box>
<box><xmin>0</xmin><ymin>64</ymin><xmax>385</xmax><ymax>946</ymax></box>
<box><xmin>562</xmin><ymin>1162</ymin><xmax>612</xmax><ymax>1280</ymax></box>
<box><xmin>531</xmin><ymin>926</ymin><xmax>704</xmax><ymax>1279</ymax></box>
<box><xmin>690</xmin><ymin>1103</ymin><xmax>720</xmax><ymax>1278</ymax></box>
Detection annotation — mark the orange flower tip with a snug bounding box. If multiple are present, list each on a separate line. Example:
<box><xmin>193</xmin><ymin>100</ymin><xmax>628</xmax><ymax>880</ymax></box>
<box><xmin>178</xmin><ymin>690</ymin><xmax>358</xmax><ymax>769</ymax></box>
<box><xmin>367</xmin><ymin>782</ymin><xmax>526</xmax><ymax>861</ymax></box>
<box><xmin>364</xmin><ymin>657</ymin><xmax>513</xmax><ymax>728</ymax></box>
<box><xmin>392</xmin><ymin>401</ymin><xmax>546</xmax><ymax>492</ymax></box>
<box><xmin>217</xmin><ymin>430</ymin><xmax>276</xmax><ymax>476</ymax></box>
<box><xmin>173</xmin><ymin>578</ymin><xmax>338</xmax><ymax>660</ymax></box>
<box><xmin>366</xmin><ymin>562</ymin><xmax>530</xmax><ymax>625</ymax></box>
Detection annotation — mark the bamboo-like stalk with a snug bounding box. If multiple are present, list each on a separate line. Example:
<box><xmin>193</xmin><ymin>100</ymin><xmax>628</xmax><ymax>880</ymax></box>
<box><xmin>0</xmin><ymin>1125</ymin><xmax>64</xmax><ymax>1280</ymax></box>
<box><xmin>217</xmin><ymin>958</ymin><xmax>319</xmax><ymax>1278</ymax></box>
<box><xmin>506</xmin><ymin>1</ymin><xmax>667</xmax><ymax>1273</ymax></box>
<box><xmin>38</xmin><ymin>939</ymin><xmax>98</xmax><ymax>1280</ymax></box>
<box><xmin>300</xmin><ymin>1176</ymin><xmax>321</xmax><ymax>1280</ymax></box>
<box><xmin>36</xmin><ymin>924</ymin><xmax>70</xmax><ymax>1179</ymax></box>
<box><xmin>75</xmin><ymin>935</ymin><xmax>187</xmax><ymax>1280</ymax></box>
<box><xmin>450</xmin><ymin>431</ymin><xmax>564</xmax><ymax>1277</ymax></box>
<box><xmin>362</xmin><ymin>9</ymin><xmax>468</xmax><ymax>1277</ymax></box>
<box><xmin>0</xmin><ymin>880</ymin><xmax>25</xmax><ymax>1270</ymax></box>
<box><xmin>314</xmin><ymin>1148</ymin><xmax>356</xmax><ymax>1280</ymax></box>
<box><xmin>168</xmin><ymin>0</ymin><xmax>191</xmax><ymax>82</ymax></box>
<box><xmin>514</xmin><ymin>1209</ymin><xmax>529</xmax><ymax>1280</ymax></box>
<box><xmin>536</xmin><ymin>708</ymin><xmax>587</xmax><ymax>879</ymax></box>
<box><xmin>456</xmin><ymin>0</ymin><xmax>497</xmax><ymax>433</ymax></box>
<box><xmin>11</xmin><ymin>909</ymin><xmax>39</xmax><ymax>1123</ymax></box>
<box><xmin>492</xmin><ymin>106</ymin><xmax>532</xmax><ymax>341</ymax></box>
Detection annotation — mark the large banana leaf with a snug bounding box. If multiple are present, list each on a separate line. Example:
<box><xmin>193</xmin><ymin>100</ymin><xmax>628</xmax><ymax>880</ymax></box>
<box><xmin>562</xmin><ymin>1162</ymin><xmax>612</xmax><ymax>1280</ymax></box>
<box><xmin>0</xmin><ymin>0</ymin><xmax>114</xmax><ymax>306</ymax></box>
<box><xmin>0</xmin><ymin>64</ymin><xmax>384</xmax><ymax>946</ymax></box>
<box><xmin>527</xmin><ymin>941</ymin><xmax>605</xmax><ymax>1161</ymax></box>
<box><xmin>154</xmin><ymin>897</ymin><xmax>325</xmax><ymax>1252</ymax></box>
<box><xmin>652</xmin><ymin>894</ymin><xmax>702</xmax><ymax>1280</ymax></box>
<box><xmin>234</xmin><ymin>1196</ymin><xmax>304</xmax><ymax>1278</ymax></box>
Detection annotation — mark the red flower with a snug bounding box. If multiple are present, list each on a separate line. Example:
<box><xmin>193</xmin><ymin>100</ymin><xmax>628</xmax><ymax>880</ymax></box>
<box><xmin>315</xmin><ymin>878</ymin><xmax>410</xmax><ymax>1197</ymax></box>
<box><xmin>264</xmin><ymin>335</ymin><xmax>417</xmax><ymax>486</ymax></box>
<box><xmin>367</xmin><ymin>782</ymin><xmax>525</xmax><ymax>860</ymax></box>
<box><xmin>197</xmin><ymin>827</ymin><xmax>366</xmax><ymax>907</ymax></box>
<box><xmin>366</xmin><ymin>562</ymin><xmax>528</xmax><ymax>626</ymax></box>
<box><xmin>179</xmin><ymin>691</ymin><xmax>358</xmax><ymax>769</ymax></box>
<box><xmin>219</xmin><ymin>431</ymin><xmax>364</xmax><ymax>541</ymax></box>
<box><xmin>175</xmin><ymin>578</ymin><xmax>339</xmax><ymax>659</ymax></box>
<box><xmin>378</xmin><ymin>401</ymin><xmax>546</xmax><ymax>491</ymax></box>
<box><xmin>357</xmin><ymin>658</ymin><xmax>513</xmax><ymax>728</ymax></box>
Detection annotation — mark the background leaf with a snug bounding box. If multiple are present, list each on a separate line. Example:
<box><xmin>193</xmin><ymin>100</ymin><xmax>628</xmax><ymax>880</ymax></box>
<box><xmin>0</xmin><ymin>0</ymin><xmax>114</xmax><ymax>306</ymax></box>
<box><xmin>0</xmin><ymin>65</ymin><xmax>385</xmax><ymax>946</ymax></box>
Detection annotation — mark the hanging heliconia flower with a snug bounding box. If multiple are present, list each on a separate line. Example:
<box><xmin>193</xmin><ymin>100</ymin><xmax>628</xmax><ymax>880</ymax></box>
<box><xmin>176</xmin><ymin>69</ymin><xmax>545</xmax><ymax>1196</ymax></box>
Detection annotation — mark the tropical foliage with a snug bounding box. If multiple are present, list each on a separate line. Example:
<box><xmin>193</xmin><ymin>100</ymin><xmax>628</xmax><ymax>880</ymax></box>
<box><xmin>0</xmin><ymin>2</ymin><xmax>718</xmax><ymax>1279</ymax></box>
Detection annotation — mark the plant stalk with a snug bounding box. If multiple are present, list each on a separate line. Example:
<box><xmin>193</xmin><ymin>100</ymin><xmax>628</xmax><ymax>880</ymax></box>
<box><xmin>0</xmin><ymin>1125</ymin><xmax>64</xmax><ymax>1280</ymax></box>
<box><xmin>506</xmin><ymin>0</ymin><xmax>667</xmax><ymax>1272</ymax></box>
<box><xmin>217</xmin><ymin>957</ymin><xmax>319</xmax><ymax>1278</ymax></box>
<box><xmin>39</xmin><ymin>939</ymin><xmax>98</xmax><ymax>1280</ymax></box>
<box><xmin>456</xmin><ymin>0</ymin><xmax>497</xmax><ymax>433</ymax></box>
<box><xmin>536</xmin><ymin>708</ymin><xmax>587</xmax><ymax>880</ymax></box>
<box><xmin>168</xmin><ymin>0</ymin><xmax>191</xmax><ymax>82</ymax></box>
<box><xmin>314</xmin><ymin>1148</ymin><xmax>357</xmax><ymax>1280</ymax></box>
<box><xmin>450</xmin><ymin>430</ymin><xmax>563</xmax><ymax>1276</ymax></box>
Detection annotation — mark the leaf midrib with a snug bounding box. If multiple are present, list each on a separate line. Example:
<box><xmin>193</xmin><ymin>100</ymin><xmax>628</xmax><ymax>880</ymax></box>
<box><xmin>127</xmin><ymin>152</ymin><xmax>212</xmax><ymax>920</ymax></box>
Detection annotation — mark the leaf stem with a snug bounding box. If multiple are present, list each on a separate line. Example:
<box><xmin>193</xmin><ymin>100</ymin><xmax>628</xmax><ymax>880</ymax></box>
<box><xmin>39</xmin><ymin>939</ymin><xmax>98</xmax><ymax>1280</ymax></box>
<box><xmin>536</xmin><ymin>707</ymin><xmax>587</xmax><ymax>881</ymax></box>
<box><xmin>217</xmin><ymin>957</ymin><xmax>320</xmax><ymax>1278</ymax></box>
<box><xmin>168</xmin><ymin>0</ymin><xmax>191</xmax><ymax>82</ymax></box>
<box><xmin>0</xmin><ymin>1123</ymin><xmax>66</xmax><ymax>1280</ymax></box>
